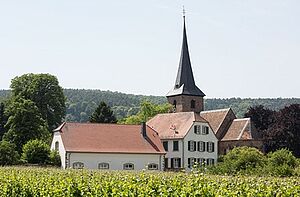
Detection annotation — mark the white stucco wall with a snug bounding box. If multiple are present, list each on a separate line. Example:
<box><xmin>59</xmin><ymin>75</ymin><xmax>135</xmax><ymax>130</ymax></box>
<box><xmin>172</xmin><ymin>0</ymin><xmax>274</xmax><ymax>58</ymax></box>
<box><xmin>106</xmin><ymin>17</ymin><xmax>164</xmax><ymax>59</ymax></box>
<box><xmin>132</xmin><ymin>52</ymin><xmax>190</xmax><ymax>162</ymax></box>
<box><xmin>184</xmin><ymin>122</ymin><xmax>218</xmax><ymax>169</ymax></box>
<box><xmin>68</xmin><ymin>152</ymin><xmax>164</xmax><ymax>171</ymax></box>
<box><xmin>50</xmin><ymin>132</ymin><xmax>66</xmax><ymax>168</ymax></box>
<box><xmin>163</xmin><ymin>122</ymin><xmax>218</xmax><ymax>170</ymax></box>
<box><xmin>162</xmin><ymin>139</ymin><xmax>183</xmax><ymax>168</ymax></box>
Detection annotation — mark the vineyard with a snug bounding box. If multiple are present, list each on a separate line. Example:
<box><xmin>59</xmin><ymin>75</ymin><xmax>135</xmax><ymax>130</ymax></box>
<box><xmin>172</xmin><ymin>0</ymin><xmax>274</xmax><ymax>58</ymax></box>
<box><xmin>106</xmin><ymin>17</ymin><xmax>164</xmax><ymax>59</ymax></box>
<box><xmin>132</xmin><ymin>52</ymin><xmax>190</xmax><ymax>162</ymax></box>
<box><xmin>0</xmin><ymin>167</ymin><xmax>299</xmax><ymax>196</ymax></box>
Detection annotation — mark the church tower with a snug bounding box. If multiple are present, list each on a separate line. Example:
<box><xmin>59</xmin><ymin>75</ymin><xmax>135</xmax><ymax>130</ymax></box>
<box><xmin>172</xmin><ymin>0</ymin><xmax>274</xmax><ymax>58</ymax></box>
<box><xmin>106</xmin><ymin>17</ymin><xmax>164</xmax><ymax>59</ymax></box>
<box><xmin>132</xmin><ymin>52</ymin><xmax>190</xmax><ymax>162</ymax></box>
<box><xmin>166</xmin><ymin>14</ymin><xmax>205</xmax><ymax>113</ymax></box>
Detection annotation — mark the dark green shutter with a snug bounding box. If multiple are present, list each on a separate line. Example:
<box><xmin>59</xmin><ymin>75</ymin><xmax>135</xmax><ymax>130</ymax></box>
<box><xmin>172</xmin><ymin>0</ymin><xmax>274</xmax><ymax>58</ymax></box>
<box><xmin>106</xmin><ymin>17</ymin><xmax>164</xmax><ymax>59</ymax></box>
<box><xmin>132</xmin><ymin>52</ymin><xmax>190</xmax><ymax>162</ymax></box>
<box><xmin>212</xmin><ymin>142</ymin><xmax>215</xmax><ymax>152</ymax></box>
<box><xmin>188</xmin><ymin>158</ymin><xmax>191</xmax><ymax>168</ymax></box>
<box><xmin>207</xmin><ymin>142</ymin><xmax>209</xmax><ymax>152</ymax></box>
<box><xmin>171</xmin><ymin>158</ymin><xmax>174</xmax><ymax>169</ymax></box>
<box><xmin>178</xmin><ymin>158</ymin><xmax>181</xmax><ymax>168</ymax></box>
<box><xmin>188</xmin><ymin>141</ymin><xmax>191</xmax><ymax>151</ymax></box>
<box><xmin>203</xmin><ymin>142</ymin><xmax>206</xmax><ymax>152</ymax></box>
<box><xmin>194</xmin><ymin>126</ymin><xmax>197</xmax><ymax>134</ymax></box>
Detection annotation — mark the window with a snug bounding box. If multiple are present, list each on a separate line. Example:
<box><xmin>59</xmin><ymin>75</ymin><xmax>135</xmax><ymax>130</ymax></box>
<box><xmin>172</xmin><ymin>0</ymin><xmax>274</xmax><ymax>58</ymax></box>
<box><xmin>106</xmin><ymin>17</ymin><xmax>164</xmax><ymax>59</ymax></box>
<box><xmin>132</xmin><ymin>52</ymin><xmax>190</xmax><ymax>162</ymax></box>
<box><xmin>173</xmin><ymin>141</ymin><xmax>179</xmax><ymax>151</ymax></box>
<box><xmin>202</xmin><ymin>126</ymin><xmax>209</xmax><ymax>135</ymax></box>
<box><xmin>194</xmin><ymin>125</ymin><xmax>201</xmax><ymax>134</ymax></box>
<box><xmin>188</xmin><ymin>157</ymin><xmax>196</xmax><ymax>168</ymax></box>
<box><xmin>148</xmin><ymin>163</ymin><xmax>158</xmax><ymax>170</ymax></box>
<box><xmin>207</xmin><ymin>142</ymin><xmax>215</xmax><ymax>153</ymax></box>
<box><xmin>55</xmin><ymin>141</ymin><xmax>59</xmax><ymax>151</ymax></box>
<box><xmin>197</xmin><ymin>141</ymin><xmax>205</xmax><ymax>152</ymax></box>
<box><xmin>191</xmin><ymin>100</ymin><xmax>195</xmax><ymax>109</ymax></box>
<box><xmin>163</xmin><ymin>141</ymin><xmax>168</xmax><ymax>151</ymax></box>
<box><xmin>197</xmin><ymin>158</ymin><xmax>205</xmax><ymax>166</ymax></box>
<box><xmin>98</xmin><ymin>163</ymin><xmax>109</xmax><ymax>169</ymax></box>
<box><xmin>207</xmin><ymin>158</ymin><xmax>215</xmax><ymax>166</ymax></box>
<box><xmin>123</xmin><ymin>163</ymin><xmax>134</xmax><ymax>170</ymax></box>
<box><xmin>73</xmin><ymin>162</ymin><xmax>84</xmax><ymax>169</ymax></box>
<box><xmin>188</xmin><ymin>141</ymin><xmax>196</xmax><ymax>152</ymax></box>
<box><xmin>171</xmin><ymin>158</ymin><xmax>181</xmax><ymax>169</ymax></box>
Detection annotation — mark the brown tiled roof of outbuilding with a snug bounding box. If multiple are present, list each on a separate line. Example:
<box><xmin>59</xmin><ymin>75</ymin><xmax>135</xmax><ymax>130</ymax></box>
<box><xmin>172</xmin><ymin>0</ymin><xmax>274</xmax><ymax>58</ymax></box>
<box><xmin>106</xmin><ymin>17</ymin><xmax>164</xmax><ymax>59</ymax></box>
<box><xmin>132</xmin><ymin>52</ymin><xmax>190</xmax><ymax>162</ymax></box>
<box><xmin>222</xmin><ymin>118</ymin><xmax>251</xmax><ymax>141</ymax></box>
<box><xmin>55</xmin><ymin>122</ymin><xmax>165</xmax><ymax>154</ymax></box>
<box><xmin>147</xmin><ymin>112</ymin><xmax>207</xmax><ymax>139</ymax></box>
<box><xmin>200</xmin><ymin>108</ymin><xmax>232</xmax><ymax>134</ymax></box>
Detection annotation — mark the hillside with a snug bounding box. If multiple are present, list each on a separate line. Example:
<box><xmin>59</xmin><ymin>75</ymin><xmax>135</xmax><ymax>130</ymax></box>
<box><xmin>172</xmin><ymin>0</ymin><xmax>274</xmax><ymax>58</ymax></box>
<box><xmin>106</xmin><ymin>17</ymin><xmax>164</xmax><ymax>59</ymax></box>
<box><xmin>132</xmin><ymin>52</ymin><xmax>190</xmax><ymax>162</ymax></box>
<box><xmin>0</xmin><ymin>89</ymin><xmax>299</xmax><ymax>122</ymax></box>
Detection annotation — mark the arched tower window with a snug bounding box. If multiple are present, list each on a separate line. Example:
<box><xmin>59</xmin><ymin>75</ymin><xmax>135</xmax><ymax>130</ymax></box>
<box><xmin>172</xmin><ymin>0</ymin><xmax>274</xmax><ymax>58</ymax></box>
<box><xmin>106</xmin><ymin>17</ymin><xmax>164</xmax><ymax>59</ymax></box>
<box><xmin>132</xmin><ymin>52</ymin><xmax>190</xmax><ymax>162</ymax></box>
<box><xmin>191</xmin><ymin>100</ymin><xmax>195</xmax><ymax>109</ymax></box>
<box><xmin>173</xmin><ymin>100</ymin><xmax>177</xmax><ymax>108</ymax></box>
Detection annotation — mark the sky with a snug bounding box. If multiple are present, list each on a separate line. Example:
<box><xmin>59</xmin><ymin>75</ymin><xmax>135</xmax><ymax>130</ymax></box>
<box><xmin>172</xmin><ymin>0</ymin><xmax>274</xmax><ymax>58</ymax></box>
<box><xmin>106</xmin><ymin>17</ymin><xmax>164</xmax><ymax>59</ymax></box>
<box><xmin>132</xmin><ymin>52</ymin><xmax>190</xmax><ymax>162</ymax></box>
<box><xmin>0</xmin><ymin>0</ymin><xmax>299</xmax><ymax>98</ymax></box>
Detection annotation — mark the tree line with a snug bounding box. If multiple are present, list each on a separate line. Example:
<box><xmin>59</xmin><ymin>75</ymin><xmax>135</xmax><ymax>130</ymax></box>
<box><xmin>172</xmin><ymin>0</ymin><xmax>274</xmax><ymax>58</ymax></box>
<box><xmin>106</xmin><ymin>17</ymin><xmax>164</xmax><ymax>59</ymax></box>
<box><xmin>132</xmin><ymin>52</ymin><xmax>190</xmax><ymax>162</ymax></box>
<box><xmin>1</xmin><ymin>89</ymin><xmax>299</xmax><ymax>122</ymax></box>
<box><xmin>0</xmin><ymin>73</ymin><xmax>299</xmax><ymax>166</ymax></box>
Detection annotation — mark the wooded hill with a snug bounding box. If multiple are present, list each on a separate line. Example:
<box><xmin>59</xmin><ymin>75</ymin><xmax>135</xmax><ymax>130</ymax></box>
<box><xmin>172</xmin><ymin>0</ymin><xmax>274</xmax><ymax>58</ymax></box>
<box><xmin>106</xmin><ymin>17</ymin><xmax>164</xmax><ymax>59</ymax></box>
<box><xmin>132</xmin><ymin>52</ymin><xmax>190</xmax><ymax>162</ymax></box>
<box><xmin>1</xmin><ymin>89</ymin><xmax>299</xmax><ymax>122</ymax></box>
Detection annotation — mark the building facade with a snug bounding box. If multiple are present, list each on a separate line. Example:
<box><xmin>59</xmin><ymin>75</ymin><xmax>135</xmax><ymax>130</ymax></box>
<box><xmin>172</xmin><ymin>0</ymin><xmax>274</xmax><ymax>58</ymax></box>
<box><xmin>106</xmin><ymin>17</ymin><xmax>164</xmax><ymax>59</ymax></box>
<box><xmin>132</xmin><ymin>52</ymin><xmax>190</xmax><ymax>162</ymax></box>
<box><xmin>51</xmin><ymin>122</ymin><xmax>165</xmax><ymax>170</ymax></box>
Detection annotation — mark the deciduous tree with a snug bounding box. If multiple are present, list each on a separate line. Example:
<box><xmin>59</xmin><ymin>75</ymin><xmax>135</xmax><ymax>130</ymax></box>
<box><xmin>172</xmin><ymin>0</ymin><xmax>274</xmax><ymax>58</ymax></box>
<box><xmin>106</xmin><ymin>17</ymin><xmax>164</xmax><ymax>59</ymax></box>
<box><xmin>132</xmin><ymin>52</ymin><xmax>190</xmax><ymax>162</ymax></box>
<box><xmin>21</xmin><ymin>139</ymin><xmax>50</xmax><ymax>164</ymax></box>
<box><xmin>10</xmin><ymin>73</ymin><xmax>66</xmax><ymax>130</ymax></box>
<box><xmin>266</xmin><ymin>104</ymin><xmax>300</xmax><ymax>156</ymax></box>
<box><xmin>0</xmin><ymin>102</ymin><xmax>8</xmax><ymax>139</ymax></box>
<box><xmin>3</xmin><ymin>98</ymin><xmax>49</xmax><ymax>152</ymax></box>
<box><xmin>120</xmin><ymin>100</ymin><xmax>172</xmax><ymax>124</ymax></box>
<box><xmin>0</xmin><ymin>140</ymin><xmax>19</xmax><ymax>165</ymax></box>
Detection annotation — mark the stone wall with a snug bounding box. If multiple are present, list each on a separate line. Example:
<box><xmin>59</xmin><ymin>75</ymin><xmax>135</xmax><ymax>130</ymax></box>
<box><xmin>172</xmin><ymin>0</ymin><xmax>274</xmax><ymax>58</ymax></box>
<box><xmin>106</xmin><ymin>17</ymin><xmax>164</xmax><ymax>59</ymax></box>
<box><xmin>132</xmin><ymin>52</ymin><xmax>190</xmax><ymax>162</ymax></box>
<box><xmin>218</xmin><ymin>140</ymin><xmax>264</xmax><ymax>155</ymax></box>
<box><xmin>167</xmin><ymin>95</ymin><xmax>204</xmax><ymax>113</ymax></box>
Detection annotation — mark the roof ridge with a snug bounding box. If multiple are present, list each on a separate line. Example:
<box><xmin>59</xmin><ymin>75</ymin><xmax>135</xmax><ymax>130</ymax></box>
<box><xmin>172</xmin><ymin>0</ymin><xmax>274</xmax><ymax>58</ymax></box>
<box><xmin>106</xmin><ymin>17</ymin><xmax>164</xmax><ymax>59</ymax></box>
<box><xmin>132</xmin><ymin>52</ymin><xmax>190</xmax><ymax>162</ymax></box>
<box><xmin>233</xmin><ymin>118</ymin><xmax>250</xmax><ymax>121</ymax></box>
<box><xmin>65</xmin><ymin>122</ymin><xmax>141</xmax><ymax>127</ymax></box>
<box><xmin>237</xmin><ymin>119</ymin><xmax>250</xmax><ymax>140</ymax></box>
<box><xmin>200</xmin><ymin>108</ymin><xmax>231</xmax><ymax>114</ymax></box>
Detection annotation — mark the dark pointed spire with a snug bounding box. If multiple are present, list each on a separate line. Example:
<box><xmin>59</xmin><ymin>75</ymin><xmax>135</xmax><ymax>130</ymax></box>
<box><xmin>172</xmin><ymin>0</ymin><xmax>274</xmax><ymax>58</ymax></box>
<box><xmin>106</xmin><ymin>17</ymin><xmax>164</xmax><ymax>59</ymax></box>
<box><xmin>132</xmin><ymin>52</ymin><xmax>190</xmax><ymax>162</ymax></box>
<box><xmin>167</xmin><ymin>13</ymin><xmax>205</xmax><ymax>97</ymax></box>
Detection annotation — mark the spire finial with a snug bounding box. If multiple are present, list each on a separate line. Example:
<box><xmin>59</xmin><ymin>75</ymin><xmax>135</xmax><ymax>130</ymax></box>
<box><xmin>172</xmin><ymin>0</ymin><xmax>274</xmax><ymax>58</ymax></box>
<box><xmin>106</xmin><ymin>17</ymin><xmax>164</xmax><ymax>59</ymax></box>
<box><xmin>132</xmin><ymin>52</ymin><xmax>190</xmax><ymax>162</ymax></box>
<box><xmin>182</xmin><ymin>6</ymin><xmax>186</xmax><ymax>18</ymax></box>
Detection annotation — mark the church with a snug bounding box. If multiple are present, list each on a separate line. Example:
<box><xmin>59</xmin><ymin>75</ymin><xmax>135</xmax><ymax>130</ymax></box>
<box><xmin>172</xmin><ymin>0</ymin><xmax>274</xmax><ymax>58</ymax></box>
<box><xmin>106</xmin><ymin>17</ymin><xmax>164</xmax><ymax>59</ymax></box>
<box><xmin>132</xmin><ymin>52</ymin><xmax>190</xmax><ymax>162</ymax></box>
<box><xmin>51</xmin><ymin>15</ymin><xmax>263</xmax><ymax>170</ymax></box>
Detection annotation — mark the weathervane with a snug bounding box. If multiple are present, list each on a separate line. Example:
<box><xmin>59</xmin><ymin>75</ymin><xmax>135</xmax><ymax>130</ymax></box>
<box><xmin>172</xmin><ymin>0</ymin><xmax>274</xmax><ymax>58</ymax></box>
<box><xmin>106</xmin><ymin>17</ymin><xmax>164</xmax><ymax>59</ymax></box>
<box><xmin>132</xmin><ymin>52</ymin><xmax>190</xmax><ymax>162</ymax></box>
<box><xmin>182</xmin><ymin>6</ymin><xmax>186</xmax><ymax>18</ymax></box>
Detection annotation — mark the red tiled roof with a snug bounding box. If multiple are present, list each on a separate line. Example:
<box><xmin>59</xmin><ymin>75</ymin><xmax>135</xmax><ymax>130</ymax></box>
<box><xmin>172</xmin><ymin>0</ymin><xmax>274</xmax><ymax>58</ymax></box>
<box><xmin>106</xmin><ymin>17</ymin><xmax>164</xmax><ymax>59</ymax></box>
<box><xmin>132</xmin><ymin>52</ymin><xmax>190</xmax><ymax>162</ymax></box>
<box><xmin>147</xmin><ymin>112</ymin><xmax>207</xmax><ymax>139</ymax></box>
<box><xmin>56</xmin><ymin>122</ymin><xmax>165</xmax><ymax>154</ymax></box>
<box><xmin>200</xmin><ymin>108</ymin><xmax>232</xmax><ymax>134</ymax></box>
<box><xmin>222</xmin><ymin>118</ymin><xmax>251</xmax><ymax>141</ymax></box>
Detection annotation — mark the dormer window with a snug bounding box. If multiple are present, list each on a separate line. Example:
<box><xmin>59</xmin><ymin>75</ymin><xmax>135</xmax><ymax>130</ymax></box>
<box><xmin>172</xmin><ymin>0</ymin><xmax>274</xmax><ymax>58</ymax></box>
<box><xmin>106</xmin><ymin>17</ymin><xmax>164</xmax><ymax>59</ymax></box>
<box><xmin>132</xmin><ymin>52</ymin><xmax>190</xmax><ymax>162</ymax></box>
<box><xmin>202</xmin><ymin>126</ymin><xmax>209</xmax><ymax>135</ymax></box>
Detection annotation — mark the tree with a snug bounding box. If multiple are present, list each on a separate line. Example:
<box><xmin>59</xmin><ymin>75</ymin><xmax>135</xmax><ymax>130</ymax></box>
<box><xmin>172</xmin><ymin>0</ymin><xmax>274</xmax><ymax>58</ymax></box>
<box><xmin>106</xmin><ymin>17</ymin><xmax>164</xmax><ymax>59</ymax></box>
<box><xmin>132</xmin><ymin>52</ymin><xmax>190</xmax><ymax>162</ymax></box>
<box><xmin>21</xmin><ymin>139</ymin><xmax>50</xmax><ymax>164</ymax></box>
<box><xmin>222</xmin><ymin>146</ymin><xmax>266</xmax><ymax>174</ymax></box>
<box><xmin>0</xmin><ymin>102</ymin><xmax>8</xmax><ymax>139</ymax></box>
<box><xmin>120</xmin><ymin>100</ymin><xmax>172</xmax><ymax>124</ymax></box>
<box><xmin>49</xmin><ymin>150</ymin><xmax>61</xmax><ymax>167</ymax></box>
<box><xmin>267</xmin><ymin>149</ymin><xmax>298</xmax><ymax>176</ymax></box>
<box><xmin>89</xmin><ymin>101</ymin><xmax>117</xmax><ymax>123</ymax></box>
<box><xmin>3</xmin><ymin>98</ymin><xmax>49</xmax><ymax>153</ymax></box>
<box><xmin>266</xmin><ymin>104</ymin><xmax>300</xmax><ymax>156</ymax></box>
<box><xmin>0</xmin><ymin>141</ymin><xmax>19</xmax><ymax>165</ymax></box>
<box><xmin>10</xmin><ymin>73</ymin><xmax>66</xmax><ymax>130</ymax></box>
<box><xmin>244</xmin><ymin>105</ymin><xmax>276</xmax><ymax>134</ymax></box>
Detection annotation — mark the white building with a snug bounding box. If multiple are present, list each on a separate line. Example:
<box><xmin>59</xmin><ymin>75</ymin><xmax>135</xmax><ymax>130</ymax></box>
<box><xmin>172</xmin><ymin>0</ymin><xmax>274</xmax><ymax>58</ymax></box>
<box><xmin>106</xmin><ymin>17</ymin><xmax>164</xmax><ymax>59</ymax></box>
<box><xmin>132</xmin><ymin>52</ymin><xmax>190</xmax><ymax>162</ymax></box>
<box><xmin>51</xmin><ymin>122</ymin><xmax>165</xmax><ymax>170</ymax></box>
<box><xmin>147</xmin><ymin>112</ymin><xmax>218</xmax><ymax>170</ymax></box>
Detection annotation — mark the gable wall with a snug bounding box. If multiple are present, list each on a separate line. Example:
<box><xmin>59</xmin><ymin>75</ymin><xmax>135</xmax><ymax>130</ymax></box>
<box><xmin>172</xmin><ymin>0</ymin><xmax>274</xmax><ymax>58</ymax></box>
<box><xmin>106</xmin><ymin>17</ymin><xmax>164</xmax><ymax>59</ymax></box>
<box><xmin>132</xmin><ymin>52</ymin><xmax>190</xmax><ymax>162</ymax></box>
<box><xmin>216</xmin><ymin>110</ymin><xmax>236</xmax><ymax>140</ymax></box>
<box><xmin>51</xmin><ymin>132</ymin><xmax>66</xmax><ymax>169</ymax></box>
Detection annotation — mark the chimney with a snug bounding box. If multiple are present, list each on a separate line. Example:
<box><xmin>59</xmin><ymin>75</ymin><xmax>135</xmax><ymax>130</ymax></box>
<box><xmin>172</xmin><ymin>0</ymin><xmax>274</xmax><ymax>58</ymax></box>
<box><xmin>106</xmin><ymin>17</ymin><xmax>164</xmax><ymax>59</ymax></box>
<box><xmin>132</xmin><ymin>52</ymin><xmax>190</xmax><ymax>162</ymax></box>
<box><xmin>141</xmin><ymin>122</ymin><xmax>147</xmax><ymax>138</ymax></box>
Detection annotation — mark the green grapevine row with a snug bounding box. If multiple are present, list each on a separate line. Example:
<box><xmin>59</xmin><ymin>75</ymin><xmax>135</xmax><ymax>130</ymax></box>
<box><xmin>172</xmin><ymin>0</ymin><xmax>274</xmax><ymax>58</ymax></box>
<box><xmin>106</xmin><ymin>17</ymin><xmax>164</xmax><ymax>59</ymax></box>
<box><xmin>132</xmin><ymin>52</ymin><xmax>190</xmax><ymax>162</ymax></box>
<box><xmin>0</xmin><ymin>167</ymin><xmax>299</xmax><ymax>196</ymax></box>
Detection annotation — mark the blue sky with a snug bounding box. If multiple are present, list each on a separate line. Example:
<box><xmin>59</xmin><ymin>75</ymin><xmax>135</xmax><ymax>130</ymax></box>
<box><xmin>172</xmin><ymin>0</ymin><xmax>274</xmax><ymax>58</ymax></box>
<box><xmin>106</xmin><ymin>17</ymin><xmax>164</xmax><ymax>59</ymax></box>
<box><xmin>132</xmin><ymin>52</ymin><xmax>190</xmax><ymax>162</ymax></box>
<box><xmin>0</xmin><ymin>0</ymin><xmax>299</xmax><ymax>98</ymax></box>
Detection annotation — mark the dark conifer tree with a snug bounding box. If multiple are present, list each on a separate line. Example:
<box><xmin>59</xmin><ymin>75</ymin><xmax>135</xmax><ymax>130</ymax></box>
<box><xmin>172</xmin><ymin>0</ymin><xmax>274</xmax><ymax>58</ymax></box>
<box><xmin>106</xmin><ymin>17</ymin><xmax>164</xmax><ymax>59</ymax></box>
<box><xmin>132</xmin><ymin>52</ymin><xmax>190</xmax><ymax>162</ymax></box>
<box><xmin>89</xmin><ymin>101</ymin><xmax>116</xmax><ymax>123</ymax></box>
